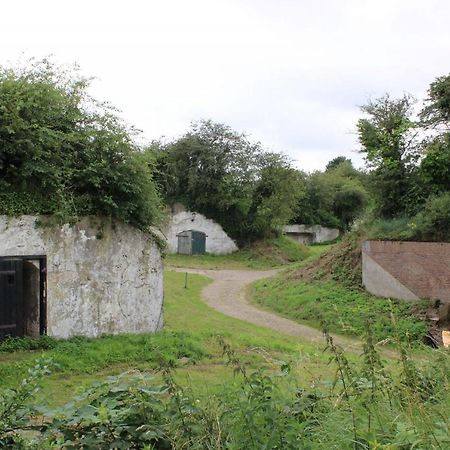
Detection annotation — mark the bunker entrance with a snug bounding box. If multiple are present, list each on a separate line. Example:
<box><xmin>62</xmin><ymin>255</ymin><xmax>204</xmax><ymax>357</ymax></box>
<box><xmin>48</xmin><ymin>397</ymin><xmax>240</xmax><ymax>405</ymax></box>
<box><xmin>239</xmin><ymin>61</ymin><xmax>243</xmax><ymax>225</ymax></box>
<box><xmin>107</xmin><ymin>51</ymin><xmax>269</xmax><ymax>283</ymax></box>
<box><xmin>0</xmin><ymin>256</ymin><xmax>47</xmax><ymax>339</ymax></box>
<box><xmin>177</xmin><ymin>230</ymin><xmax>207</xmax><ymax>255</ymax></box>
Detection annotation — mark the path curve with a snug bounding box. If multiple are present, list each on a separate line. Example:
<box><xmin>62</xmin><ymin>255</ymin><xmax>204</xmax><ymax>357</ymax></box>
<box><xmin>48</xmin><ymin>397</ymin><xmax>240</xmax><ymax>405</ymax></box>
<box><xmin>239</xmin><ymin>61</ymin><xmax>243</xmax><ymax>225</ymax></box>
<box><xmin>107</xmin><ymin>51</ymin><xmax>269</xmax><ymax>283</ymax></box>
<box><xmin>173</xmin><ymin>267</ymin><xmax>363</xmax><ymax>352</ymax></box>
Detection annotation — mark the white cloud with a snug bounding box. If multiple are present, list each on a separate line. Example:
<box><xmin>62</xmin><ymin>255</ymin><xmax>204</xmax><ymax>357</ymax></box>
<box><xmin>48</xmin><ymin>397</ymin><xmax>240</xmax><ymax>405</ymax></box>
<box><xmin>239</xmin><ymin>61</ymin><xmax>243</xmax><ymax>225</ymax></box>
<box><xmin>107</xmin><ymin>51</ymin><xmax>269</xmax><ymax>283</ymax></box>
<box><xmin>1</xmin><ymin>0</ymin><xmax>449</xmax><ymax>170</ymax></box>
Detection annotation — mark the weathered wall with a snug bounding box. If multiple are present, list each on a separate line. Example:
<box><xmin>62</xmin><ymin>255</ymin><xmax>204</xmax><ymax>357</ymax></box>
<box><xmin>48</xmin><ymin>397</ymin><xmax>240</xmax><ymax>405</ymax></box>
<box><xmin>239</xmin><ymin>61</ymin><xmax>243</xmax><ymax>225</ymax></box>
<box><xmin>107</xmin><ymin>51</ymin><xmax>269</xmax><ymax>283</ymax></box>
<box><xmin>166</xmin><ymin>211</ymin><xmax>238</xmax><ymax>254</ymax></box>
<box><xmin>283</xmin><ymin>224</ymin><xmax>340</xmax><ymax>244</ymax></box>
<box><xmin>362</xmin><ymin>240</ymin><xmax>450</xmax><ymax>303</ymax></box>
<box><xmin>0</xmin><ymin>216</ymin><xmax>163</xmax><ymax>338</ymax></box>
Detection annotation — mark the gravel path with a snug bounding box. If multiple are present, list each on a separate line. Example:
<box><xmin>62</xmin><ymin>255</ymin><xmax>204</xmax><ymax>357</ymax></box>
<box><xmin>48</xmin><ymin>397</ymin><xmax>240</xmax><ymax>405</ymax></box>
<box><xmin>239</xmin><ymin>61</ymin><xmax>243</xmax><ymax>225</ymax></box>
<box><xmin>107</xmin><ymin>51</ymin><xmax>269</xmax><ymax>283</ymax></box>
<box><xmin>173</xmin><ymin>267</ymin><xmax>363</xmax><ymax>352</ymax></box>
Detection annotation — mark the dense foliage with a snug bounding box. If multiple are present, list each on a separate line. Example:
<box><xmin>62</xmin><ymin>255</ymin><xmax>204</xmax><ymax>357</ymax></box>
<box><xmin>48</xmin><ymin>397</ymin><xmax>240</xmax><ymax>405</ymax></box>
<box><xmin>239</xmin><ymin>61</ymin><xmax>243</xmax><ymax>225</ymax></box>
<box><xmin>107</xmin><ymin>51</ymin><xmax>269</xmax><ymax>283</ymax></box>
<box><xmin>0</xmin><ymin>59</ymin><xmax>162</xmax><ymax>228</ymax></box>
<box><xmin>154</xmin><ymin>121</ymin><xmax>368</xmax><ymax>244</ymax></box>
<box><xmin>154</xmin><ymin>120</ymin><xmax>303</xmax><ymax>244</ymax></box>
<box><xmin>2</xmin><ymin>334</ymin><xmax>449</xmax><ymax>449</ymax></box>
<box><xmin>292</xmin><ymin>158</ymin><xmax>368</xmax><ymax>230</ymax></box>
<box><xmin>358</xmin><ymin>74</ymin><xmax>450</xmax><ymax>241</ymax></box>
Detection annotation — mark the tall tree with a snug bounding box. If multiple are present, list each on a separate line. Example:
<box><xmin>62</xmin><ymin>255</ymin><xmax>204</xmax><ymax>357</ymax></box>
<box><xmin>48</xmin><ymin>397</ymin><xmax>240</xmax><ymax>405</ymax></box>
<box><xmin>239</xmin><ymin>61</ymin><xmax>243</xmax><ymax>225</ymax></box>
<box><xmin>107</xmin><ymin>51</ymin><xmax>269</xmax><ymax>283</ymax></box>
<box><xmin>420</xmin><ymin>73</ymin><xmax>450</xmax><ymax>130</ymax></box>
<box><xmin>357</xmin><ymin>94</ymin><xmax>417</xmax><ymax>217</ymax></box>
<box><xmin>154</xmin><ymin>120</ymin><xmax>302</xmax><ymax>244</ymax></box>
<box><xmin>292</xmin><ymin>159</ymin><xmax>367</xmax><ymax>230</ymax></box>
<box><xmin>417</xmin><ymin>74</ymin><xmax>450</xmax><ymax>200</ymax></box>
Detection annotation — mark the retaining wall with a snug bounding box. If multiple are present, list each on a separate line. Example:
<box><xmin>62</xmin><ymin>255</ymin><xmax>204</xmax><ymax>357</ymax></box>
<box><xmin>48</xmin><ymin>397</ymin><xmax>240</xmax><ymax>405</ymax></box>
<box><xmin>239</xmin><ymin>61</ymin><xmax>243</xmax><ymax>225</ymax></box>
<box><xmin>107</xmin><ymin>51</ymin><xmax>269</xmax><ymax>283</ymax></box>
<box><xmin>362</xmin><ymin>240</ymin><xmax>450</xmax><ymax>303</ymax></box>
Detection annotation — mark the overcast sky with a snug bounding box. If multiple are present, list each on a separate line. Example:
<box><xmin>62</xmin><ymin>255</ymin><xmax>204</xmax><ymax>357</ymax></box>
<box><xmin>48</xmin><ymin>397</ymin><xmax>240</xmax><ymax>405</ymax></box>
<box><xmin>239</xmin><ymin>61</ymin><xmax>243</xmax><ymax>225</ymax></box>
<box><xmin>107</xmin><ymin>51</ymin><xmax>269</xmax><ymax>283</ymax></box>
<box><xmin>1</xmin><ymin>0</ymin><xmax>450</xmax><ymax>171</ymax></box>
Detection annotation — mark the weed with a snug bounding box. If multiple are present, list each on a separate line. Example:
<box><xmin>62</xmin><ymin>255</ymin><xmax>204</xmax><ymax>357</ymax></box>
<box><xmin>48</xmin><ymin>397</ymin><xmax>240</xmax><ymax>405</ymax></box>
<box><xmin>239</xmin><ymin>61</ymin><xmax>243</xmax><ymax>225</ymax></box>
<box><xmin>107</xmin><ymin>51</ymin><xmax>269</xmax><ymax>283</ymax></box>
<box><xmin>4</xmin><ymin>327</ymin><xmax>448</xmax><ymax>449</ymax></box>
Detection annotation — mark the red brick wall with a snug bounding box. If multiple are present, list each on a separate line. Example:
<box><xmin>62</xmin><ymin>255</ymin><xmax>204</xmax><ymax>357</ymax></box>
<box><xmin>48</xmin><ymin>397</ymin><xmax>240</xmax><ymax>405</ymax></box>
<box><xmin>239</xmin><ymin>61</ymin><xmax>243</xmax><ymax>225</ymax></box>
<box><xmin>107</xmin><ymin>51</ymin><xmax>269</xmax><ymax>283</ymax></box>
<box><xmin>363</xmin><ymin>241</ymin><xmax>450</xmax><ymax>303</ymax></box>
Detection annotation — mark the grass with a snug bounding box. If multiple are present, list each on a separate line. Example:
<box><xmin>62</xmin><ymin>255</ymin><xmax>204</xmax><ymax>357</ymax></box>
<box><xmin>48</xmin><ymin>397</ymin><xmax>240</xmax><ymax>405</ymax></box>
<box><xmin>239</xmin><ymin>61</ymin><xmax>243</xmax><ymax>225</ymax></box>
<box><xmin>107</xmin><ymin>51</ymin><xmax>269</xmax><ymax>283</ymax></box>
<box><xmin>251</xmin><ymin>276</ymin><xmax>429</xmax><ymax>344</ymax></box>
<box><xmin>0</xmin><ymin>271</ymin><xmax>335</xmax><ymax>406</ymax></box>
<box><xmin>0</xmin><ymin>331</ymin><xmax>206</xmax><ymax>390</ymax></box>
<box><xmin>2</xmin><ymin>270</ymin><xmax>448</xmax><ymax>448</ymax></box>
<box><xmin>164</xmin><ymin>235</ymin><xmax>312</xmax><ymax>269</ymax></box>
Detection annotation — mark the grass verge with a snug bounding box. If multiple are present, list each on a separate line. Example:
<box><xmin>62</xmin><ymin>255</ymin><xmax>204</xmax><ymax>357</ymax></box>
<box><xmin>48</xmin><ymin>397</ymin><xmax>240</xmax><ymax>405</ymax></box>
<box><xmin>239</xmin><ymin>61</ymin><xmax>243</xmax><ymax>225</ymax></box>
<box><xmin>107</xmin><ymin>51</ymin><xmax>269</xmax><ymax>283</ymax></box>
<box><xmin>164</xmin><ymin>235</ymin><xmax>312</xmax><ymax>269</ymax></box>
<box><xmin>251</xmin><ymin>275</ymin><xmax>429</xmax><ymax>344</ymax></box>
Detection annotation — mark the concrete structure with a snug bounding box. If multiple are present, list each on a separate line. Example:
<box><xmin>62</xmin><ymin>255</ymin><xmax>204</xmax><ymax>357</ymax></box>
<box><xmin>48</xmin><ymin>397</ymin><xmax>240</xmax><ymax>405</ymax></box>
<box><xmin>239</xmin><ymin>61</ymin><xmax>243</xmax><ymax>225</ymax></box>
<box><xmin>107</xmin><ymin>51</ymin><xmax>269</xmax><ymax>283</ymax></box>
<box><xmin>283</xmin><ymin>224</ymin><xmax>340</xmax><ymax>245</ymax></box>
<box><xmin>0</xmin><ymin>216</ymin><xmax>163</xmax><ymax>338</ymax></box>
<box><xmin>166</xmin><ymin>210</ymin><xmax>238</xmax><ymax>255</ymax></box>
<box><xmin>362</xmin><ymin>240</ymin><xmax>450</xmax><ymax>303</ymax></box>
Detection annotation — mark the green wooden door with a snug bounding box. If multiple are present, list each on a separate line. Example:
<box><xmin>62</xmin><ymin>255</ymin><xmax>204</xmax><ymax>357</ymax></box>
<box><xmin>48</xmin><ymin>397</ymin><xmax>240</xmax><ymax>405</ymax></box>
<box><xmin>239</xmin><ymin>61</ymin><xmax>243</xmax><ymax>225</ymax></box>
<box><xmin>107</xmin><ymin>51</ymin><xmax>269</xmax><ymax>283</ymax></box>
<box><xmin>191</xmin><ymin>231</ymin><xmax>206</xmax><ymax>255</ymax></box>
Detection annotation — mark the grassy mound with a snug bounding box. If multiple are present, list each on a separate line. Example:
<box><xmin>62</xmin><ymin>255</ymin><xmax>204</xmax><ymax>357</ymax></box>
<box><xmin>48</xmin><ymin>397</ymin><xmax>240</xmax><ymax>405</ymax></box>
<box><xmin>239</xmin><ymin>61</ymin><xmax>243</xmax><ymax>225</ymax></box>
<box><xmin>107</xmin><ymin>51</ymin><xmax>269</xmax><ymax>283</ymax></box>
<box><xmin>252</xmin><ymin>230</ymin><xmax>434</xmax><ymax>345</ymax></box>
<box><xmin>165</xmin><ymin>235</ymin><xmax>311</xmax><ymax>269</ymax></box>
<box><xmin>287</xmin><ymin>230</ymin><xmax>365</xmax><ymax>288</ymax></box>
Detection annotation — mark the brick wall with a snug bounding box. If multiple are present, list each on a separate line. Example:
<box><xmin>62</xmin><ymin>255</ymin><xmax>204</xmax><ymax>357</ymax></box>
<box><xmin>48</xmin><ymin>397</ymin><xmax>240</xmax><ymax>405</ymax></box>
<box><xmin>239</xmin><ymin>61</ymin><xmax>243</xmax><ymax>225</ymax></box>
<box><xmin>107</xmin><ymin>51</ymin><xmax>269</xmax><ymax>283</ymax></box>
<box><xmin>362</xmin><ymin>240</ymin><xmax>450</xmax><ymax>303</ymax></box>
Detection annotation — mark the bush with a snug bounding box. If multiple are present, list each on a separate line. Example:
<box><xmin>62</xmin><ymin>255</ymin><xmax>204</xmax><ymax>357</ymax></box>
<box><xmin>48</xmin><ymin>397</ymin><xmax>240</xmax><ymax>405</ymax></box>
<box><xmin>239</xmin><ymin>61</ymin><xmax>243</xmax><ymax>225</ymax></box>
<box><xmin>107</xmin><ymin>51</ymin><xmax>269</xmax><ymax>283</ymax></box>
<box><xmin>368</xmin><ymin>216</ymin><xmax>416</xmax><ymax>241</ymax></box>
<box><xmin>414</xmin><ymin>192</ymin><xmax>450</xmax><ymax>241</ymax></box>
<box><xmin>0</xmin><ymin>58</ymin><xmax>162</xmax><ymax>229</ymax></box>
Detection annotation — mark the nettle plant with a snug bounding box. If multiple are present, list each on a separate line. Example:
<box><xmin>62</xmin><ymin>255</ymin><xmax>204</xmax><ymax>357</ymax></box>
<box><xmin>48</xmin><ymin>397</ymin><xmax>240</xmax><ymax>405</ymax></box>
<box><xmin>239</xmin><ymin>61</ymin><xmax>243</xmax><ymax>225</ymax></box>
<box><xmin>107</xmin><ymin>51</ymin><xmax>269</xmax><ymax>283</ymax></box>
<box><xmin>1</xmin><ymin>326</ymin><xmax>449</xmax><ymax>449</ymax></box>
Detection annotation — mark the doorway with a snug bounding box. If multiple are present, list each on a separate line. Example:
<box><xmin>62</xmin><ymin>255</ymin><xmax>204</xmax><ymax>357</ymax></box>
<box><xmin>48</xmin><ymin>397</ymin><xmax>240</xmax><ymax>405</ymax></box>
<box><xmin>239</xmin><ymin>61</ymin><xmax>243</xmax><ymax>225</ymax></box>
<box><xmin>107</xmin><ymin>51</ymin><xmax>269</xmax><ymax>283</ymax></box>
<box><xmin>0</xmin><ymin>256</ymin><xmax>47</xmax><ymax>338</ymax></box>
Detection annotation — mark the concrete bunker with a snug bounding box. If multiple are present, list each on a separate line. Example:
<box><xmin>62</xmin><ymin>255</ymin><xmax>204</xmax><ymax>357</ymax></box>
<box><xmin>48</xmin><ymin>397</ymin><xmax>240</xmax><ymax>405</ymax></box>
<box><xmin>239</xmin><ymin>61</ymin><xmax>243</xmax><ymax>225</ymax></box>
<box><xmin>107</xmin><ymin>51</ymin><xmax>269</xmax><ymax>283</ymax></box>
<box><xmin>283</xmin><ymin>224</ymin><xmax>340</xmax><ymax>244</ymax></box>
<box><xmin>165</xmin><ymin>206</ymin><xmax>238</xmax><ymax>255</ymax></box>
<box><xmin>0</xmin><ymin>216</ymin><xmax>163</xmax><ymax>339</ymax></box>
<box><xmin>284</xmin><ymin>231</ymin><xmax>315</xmax><ymax>245</ymax></box>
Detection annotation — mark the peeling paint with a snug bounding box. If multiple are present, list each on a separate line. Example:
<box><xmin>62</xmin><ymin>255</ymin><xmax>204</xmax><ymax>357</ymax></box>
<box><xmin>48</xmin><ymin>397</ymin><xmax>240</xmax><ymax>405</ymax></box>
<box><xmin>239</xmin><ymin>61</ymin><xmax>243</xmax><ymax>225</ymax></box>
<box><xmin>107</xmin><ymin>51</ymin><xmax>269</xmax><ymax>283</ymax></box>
<box><xmin>0</xmin><ymin>215</ymin><xmax>163</xmax><ymax>338</ymax></box>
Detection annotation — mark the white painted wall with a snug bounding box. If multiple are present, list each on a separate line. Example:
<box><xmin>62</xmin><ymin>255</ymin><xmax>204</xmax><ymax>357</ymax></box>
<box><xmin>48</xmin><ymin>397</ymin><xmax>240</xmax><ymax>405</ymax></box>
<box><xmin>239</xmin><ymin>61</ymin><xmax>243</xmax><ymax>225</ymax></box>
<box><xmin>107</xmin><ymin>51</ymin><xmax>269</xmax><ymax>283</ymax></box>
<box><xmin>166</xmin><ymin>211</ymin><xmax>238</xmax><ymax>254</ymax></box>
<box><xmin>0</xmin><ymin>216</ymin><xmax>163</xmax><ymax>338</ymax></box>
<box><xmin>283</xmin><ymin>224</ymin><xmax>340</xmax><ymax>243</ymax></box>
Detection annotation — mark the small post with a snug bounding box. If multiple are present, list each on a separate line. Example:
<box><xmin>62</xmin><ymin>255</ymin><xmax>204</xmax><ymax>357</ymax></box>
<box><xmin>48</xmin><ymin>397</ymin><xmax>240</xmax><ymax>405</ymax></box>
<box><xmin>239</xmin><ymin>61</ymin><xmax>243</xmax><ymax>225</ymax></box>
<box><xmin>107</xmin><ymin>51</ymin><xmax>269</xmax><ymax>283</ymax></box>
<box><xmin>184</xmin><ymin>272</ymin><xmax>188</xmax><ymax>289</ymax></box>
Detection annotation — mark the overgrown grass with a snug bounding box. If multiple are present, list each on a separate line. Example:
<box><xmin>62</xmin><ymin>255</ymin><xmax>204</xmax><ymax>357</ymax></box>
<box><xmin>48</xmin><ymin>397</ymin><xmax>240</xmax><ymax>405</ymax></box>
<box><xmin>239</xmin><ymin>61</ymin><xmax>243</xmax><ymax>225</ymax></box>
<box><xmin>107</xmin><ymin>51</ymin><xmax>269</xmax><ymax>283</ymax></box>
<box><xmin>164</xmin><ymin>271</ymin><xmax>319</xmax><ymax>355</ymax></box>
<box><xmin>251</xmin><ymin>276</ymin><xmax>429</xmax><ymax>344</ymax></box>
<box><xmin>1</xmin><ymin>271</ymin><xmax>447</xmax><ymax>448</ymax></box>
<box><xmin>3</xmin><ymin>331</ymin><xmax>449</xmax><ymax>449</ymax></box>
<box><xmin>164</xmin><ymin>235</ymin><xmax>311</xmax><ymax>269</ymax></box>
<box><xmin>0</xmin><ymin>271</ymin><xmax>331</xmax><ymax>405</ymax></box>
<box><xmin>0</xmin><ymin>331</ymin><xmax>206</xmax><ymax>388</ymax></box>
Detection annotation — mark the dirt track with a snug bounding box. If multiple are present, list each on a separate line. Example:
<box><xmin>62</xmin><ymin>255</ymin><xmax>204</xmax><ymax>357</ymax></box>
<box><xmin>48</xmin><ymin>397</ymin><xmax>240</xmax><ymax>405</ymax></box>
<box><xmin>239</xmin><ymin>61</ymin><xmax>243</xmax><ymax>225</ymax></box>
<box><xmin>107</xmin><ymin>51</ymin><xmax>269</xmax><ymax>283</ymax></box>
<box><xmin>174</xmin><ymin>267</ymin><xmax>363</xmax><ymax>351</ymax></box>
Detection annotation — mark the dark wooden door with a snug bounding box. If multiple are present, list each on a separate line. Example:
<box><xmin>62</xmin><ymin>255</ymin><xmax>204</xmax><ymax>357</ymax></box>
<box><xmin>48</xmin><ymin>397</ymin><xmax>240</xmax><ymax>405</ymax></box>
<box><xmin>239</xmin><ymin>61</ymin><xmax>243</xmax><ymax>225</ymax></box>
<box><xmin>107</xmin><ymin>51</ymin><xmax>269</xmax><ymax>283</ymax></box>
<box><xmin>0</xmin><ymin>259</ymin><xmax>24</xmax><ymax>338</ymax></box>
<box><xmin>191</xmin><ymin>231</ymin><xmax>206</xmax><ymax>255</ymax></box>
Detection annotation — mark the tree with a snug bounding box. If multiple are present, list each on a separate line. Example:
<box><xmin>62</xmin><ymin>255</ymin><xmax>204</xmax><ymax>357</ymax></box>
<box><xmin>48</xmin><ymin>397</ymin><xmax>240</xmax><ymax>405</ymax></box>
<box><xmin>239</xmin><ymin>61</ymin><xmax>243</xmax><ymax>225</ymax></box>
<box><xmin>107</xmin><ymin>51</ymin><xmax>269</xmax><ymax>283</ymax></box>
<box><xmin>292</xmin><ymin>161</ymin><xmax>367</xmax><ymax>230</ymax></box>
<box><xmin>357</xmin><ymin>94</ymin><xmax>417</xmax><ymax>217</ymax></box>
<box><xmin>154</xmin><ymin>120</ymin><xmax>301</xmax><ymax>244</ymax></box>
<box><xmin>418</xmin><ymin>74</ymin><xmax>450</xmax><ymax>198</ymax></box>
<box><xmin>0</xmin><ymin>58</ymin><xmax>162</xmax><ymax>228</ymax></box>
<box><xmin>325</xmin><ymin>156</ymin><xmax>352</xmax><ymax>171</ymax></box>
<box><xmin>245</xmin><ymin>152</ymin><xmax>304</xmax><ymax>239</ymax></box>
<box><xmin>420</xmin><ymin>73</ymin><xmax>450</xmax><ymax>130</ymax></box>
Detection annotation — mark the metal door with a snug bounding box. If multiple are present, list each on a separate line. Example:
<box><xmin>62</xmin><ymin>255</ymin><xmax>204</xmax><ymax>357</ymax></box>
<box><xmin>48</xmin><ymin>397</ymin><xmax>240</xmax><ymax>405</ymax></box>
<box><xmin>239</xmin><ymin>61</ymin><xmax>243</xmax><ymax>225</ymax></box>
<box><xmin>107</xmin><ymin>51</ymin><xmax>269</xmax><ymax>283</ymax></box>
<box><xmin>0</xmin><ymin>259</ymin><xmax>24</xmax><ymax>338</ymax></box>
<box><xmin>191</xmin><ymin>231</ymin><xmax>206</xmax><ymax>255</ymax></box>
<box><xmin>177</xmin><ymin>232</ymin><xmax>192</xmax><ymax>255</ymax></box>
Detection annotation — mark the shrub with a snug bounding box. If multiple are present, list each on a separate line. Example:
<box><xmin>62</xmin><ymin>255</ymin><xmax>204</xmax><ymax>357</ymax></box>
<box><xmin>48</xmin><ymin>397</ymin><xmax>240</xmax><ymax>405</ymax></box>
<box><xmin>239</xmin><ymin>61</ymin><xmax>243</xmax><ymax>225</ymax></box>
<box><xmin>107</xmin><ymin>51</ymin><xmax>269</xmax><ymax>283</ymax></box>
<box><xmin>414</xmin><ymin>192</ymin><xmax>450</xmax><ymax>241</ymax></box>
<box><xmin>0</xmin><ymin>58</ymin><xmax>162</xmax><ymax>229</ymax></box>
